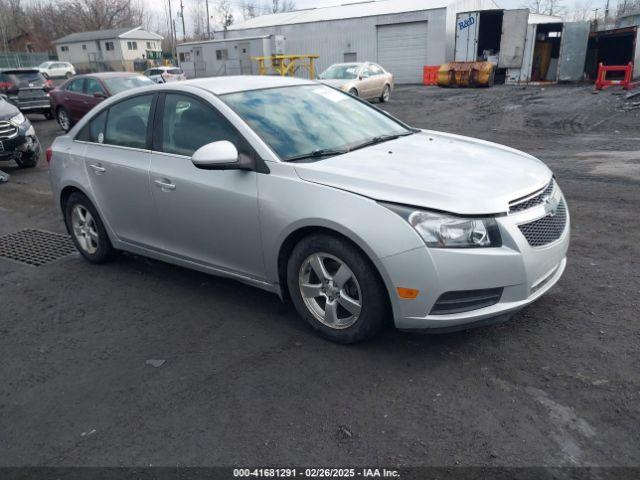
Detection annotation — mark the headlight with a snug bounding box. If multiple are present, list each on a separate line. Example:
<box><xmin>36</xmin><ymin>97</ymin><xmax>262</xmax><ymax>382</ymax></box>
<box><xmin>383</xmin><ymin>203</ymin><xmax>502</xmax><ymax>248</ymax></box>
<box><xmin>9</xmin><ymin>112</ymin><xmax>25</xmax><ymax>126</ymax></box>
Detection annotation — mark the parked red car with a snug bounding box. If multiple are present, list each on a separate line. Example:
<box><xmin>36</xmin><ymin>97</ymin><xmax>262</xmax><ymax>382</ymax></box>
<box><xmin>49</xmin><ymin>72</ymin><xmax>154</xmax><ymax>131</ymax></box>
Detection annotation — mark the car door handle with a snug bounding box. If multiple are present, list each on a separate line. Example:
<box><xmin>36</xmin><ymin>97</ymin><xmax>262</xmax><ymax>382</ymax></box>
<box><xmin>154</xmin><ymin>179</ymin><xmax>176</xmax><ymax>191</ymax></box>
<box><xmin>89</xmin><ymin>163</ymin><xmax>106</xmax><ymax>174</ymax></box>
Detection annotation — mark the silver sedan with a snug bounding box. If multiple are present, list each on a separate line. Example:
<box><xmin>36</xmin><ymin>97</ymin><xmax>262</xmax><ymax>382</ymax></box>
<box><xmin>48</xmin><ymin>76</ymin><xmax>569</xmax><ymax>343</ymax></box>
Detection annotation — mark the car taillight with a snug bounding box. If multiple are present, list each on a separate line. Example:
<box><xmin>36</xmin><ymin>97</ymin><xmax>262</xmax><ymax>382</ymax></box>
<box><xmin>44</xmin><ymin>79</ymin><xmax>54</xmax><ymax>91</ymax></box>
<box><xmin>46</xmin><ymin>147</ymin><xmax>53</xmax><ymax>165</ymax></box>
<box><xmin>0</xmin><ymin>81</ymin><xmax>15</xmax><ymax>93</ymax></box>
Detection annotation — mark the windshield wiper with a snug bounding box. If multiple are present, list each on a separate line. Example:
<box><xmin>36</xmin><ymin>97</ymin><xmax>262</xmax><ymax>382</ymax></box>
<box><xmin>348</xmin><ymin>131</ymin><xmax>415</xmax><ymax>152</ymax></box>
<box><xmin>286</xmin><ymin>148</ymin><xmax>349</xmax><ymax>162</ymax></box>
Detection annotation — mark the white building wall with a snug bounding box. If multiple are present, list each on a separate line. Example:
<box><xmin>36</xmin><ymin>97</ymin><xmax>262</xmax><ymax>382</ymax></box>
<box><xmin>223</xmin><ymin>9</ymin><xmax>448</xmax><ymax>77</ymax></box>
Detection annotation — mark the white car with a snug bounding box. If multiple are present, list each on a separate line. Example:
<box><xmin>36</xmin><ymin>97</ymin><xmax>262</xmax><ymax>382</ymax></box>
<box><xmin>39</xmin><ymin>61</ymin><xmax>75</xmax><ymax>79</ymax></box>
<box><xmin>143</xmin><ymin>67</ymin><xmax>187</xmax><ymax>84</ymax></box>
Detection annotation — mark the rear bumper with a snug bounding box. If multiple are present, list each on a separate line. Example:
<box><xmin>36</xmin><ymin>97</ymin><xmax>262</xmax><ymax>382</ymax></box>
<box><xmin>380</xmin><ymin>193</ymin><xmax>570</xmax><ymax>331</ymax></box>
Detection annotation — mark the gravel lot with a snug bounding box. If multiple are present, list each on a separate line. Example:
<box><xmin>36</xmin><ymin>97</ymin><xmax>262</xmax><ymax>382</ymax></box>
<box><xmin>0</xmin><ymin>84</ymin><xmax>639</xmax><ymax>469</ymax></box>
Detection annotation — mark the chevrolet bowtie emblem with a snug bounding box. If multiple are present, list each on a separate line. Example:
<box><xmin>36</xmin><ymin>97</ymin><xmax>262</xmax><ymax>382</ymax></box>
<box><xmin>543</xmin><ymin>195</ymin><xmax>559</xmax><ymax>216</ymax></box>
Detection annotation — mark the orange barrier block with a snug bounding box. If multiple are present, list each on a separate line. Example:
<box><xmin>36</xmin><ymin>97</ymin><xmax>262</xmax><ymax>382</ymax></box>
<box><xmin>423</xmin><ymin>66</ymin><xmax>439</xmax><ymax>86</ymax></box>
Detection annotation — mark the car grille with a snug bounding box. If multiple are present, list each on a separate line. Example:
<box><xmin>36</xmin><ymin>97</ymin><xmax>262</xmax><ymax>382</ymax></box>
<box><xmin>509</xmin><ymin>180</ymin><xmax>555</xmax><ymax>214</ymax></box>
<box><xmin>0</xmin><ymin>121</ymin><xmax>18</xmax><ymax>140</ymax></box>
<box><xmin>430</xmin><ymin>287</ymin><xmax>503</xmax><ymax>315</ymax></box>
<box><xmin>518</xmin><ymin>199</ymin><xmax>567</xmax><ymax>247</ymax></box>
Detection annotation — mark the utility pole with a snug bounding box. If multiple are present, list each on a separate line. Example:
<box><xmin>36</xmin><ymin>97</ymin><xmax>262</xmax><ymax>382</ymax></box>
<box><xmin>179</xmin><ymin>0</ymin><xmax>186</xmax><ymax>41</ymax></box>
<box><xmin>604</xmin><ymin>0</ymin><xmax>610</xmax><ymax>22</ymax></box>
<box><xmin>168</xmin><ymin>0</ymin><xmax>176</xmax><ymax>64</ymax></box>
<box><xmin>206</xmin><ymin>0</ymin><xmax>211</xmax><ymax>40</ymax></box>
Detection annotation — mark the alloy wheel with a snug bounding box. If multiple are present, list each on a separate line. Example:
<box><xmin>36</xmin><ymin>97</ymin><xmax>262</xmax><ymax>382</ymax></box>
<box><xmin>58</xmin><ymin>109</ymin><xmax>70</xmax><ymax>131</ymax></box>
<box><xmin>298</xmin><ymin>252</ymin><xmax>362</xmax><ymax>329</ymax></box>
<box><xmin>382</xmin><ymin>85</ymin><xmax>390</xmax><ymax>102</ymax></box>
<box><xmin>71</xmin><ymin>205</ymin><xmax>99</xmax><ymax>254</ymax></box>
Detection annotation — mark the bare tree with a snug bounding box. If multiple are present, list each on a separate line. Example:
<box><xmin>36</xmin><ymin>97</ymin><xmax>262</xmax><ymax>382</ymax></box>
<box><xmin>240</xmin><ymin>0</ymin><xmax>259</xmax><ymax>19</ymax></box>
<box><xmin>270</xmin><ymin>0</ymin><xmax>295</xmax><ymax>13</ymax></box>
<box><xmin>523</xmin><ymin>0</ymin><xmax>565</xmax><ymax>16</ymax></box>
<box><xmin>566</xmin><ymin>0</ymin><xmax>593</xmax><ymax>20</ymax></box>
<box><xmin>214</xmin><ymin>0</ymin><xmax>234</xmax><ymax>30</ymax></box>
<box><xmin>190</xmin><ymin>0</ymin><xmax>208</xmax><ymax>40</ymax></box>
<box><xmin>616</xmin><ymin>0</ymin><xmax>640</xmax><ymax>16</ymax></box>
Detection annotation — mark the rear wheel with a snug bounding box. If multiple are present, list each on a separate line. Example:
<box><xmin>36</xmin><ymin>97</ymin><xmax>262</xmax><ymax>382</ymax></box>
<box><xmin>57</xmin><ymin>107</ymin><xmax>72</xmax><ymax>132</ymax></box>
<box><xmin>64</xmin><ymin>192</ymin><xmax>116</xmax><ymax>264</ymax></box>
<box><xmin>65</xmin><ymin>71</ymin><xmax>72</xmax><ymax>79</ymax></box>
<box><xmin>287</xmin><ymin>234</ymin><xmax>388</xmax><ymax>344</ymax></box>
<box><xmin>380</xmin><ymin>84</ymin><xmax>390</xmax><ymax>102</ymax></box>
<box><xmin>348</xmin><ymin>88</ymin><xmax>358</xmax><ymax>97</ymax></box>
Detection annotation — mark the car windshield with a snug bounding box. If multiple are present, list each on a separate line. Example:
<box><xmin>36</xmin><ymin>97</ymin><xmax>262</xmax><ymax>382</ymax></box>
<box><xmin>221</xmin><ymin>85</ymin><xmax>412</xmax><ymax>161</ymax></box>
<box><xmin>319</xmin><ymin>64</ymin><xmax>360</xmax><ymax>80</ymax></box>
<box><xmin>102</xmin><ymin>75</ymin><xmax>155</xmax><ymax>94</ymax></box>
<box><xmin>1</xmin><ymin>70</ymin><xmax>46</xmax><ymax>87</ymax></box>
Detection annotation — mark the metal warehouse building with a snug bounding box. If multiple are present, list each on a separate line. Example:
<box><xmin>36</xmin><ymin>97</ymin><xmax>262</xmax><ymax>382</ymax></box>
<box><xmin>217</xmin><ymin>0</ymin><xmax>501</xmax><ymax>83</ymax></box>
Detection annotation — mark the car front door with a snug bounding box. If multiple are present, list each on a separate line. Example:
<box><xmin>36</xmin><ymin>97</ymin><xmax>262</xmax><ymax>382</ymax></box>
<box><xmin>80</xmin><ymin>93</ymin><xmax>162</xmax><ymax>250</ymax></box>
<box><xmin>148</xmin><ymin>92</ymin><xmax>265</xmax><ymax>280</ymax></box>
<box><xmin>82</xmin><ymin>77</ymin><xmax>106</xmax><ymax>116</ymax></box>
<box><xmin>357</xmin><ymin>65</ymin><xmax>377</xmax><ymax>99</ymax></box>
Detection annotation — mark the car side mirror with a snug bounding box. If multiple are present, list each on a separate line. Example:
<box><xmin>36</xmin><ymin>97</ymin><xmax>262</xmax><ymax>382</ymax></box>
<box><xmin>192</xmin><ymin>141</ymin><xmax>252</xmax><ymax>170</ymax></box>
<box><xmin>93</xmin><ymin>92</ymin><xmax>107</xmax><ymax>99</ymax></box>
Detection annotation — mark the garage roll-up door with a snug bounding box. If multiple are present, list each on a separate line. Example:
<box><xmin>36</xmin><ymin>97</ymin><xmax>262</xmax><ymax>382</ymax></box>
<box><xmin>377</xmin><ymin>21</ymin><xmax>429</xmax><ymax>84</ymax></box>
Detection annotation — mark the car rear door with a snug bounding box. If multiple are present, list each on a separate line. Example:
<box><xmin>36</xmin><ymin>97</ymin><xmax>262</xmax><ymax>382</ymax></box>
<box><xmin>148</xmin><ymin>91</ymin><xmax>265</xmax><ymax>280</ymax></box>
<box><xmin>80</xmin><ymin>93</ymin><xmax>162</xmax><ymax>250</ymax></box>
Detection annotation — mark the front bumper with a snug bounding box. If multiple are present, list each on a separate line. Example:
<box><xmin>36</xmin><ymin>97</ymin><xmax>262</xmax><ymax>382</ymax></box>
<box><xmin>381</xmin><ymin>192</ymin><xmax>570</xmax><ymax>332</ymax></box>
<box><xmin>0</xmin><ymin>126</ymin><xmax>41</xmax><ymax>161</ymax></box>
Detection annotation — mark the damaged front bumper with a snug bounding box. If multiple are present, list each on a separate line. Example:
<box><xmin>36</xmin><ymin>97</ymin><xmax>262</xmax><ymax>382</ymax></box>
<box><xmin>0</xmin><ymin>123</ymin><xmax>41</xmax><ymax>163</ymax></box>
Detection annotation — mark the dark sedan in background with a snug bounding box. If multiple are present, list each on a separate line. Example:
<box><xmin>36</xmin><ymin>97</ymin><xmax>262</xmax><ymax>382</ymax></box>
<box><xmin>0</xmin><ymin>68</ymin><xmax>54</xmax><ymax>119</ymax></box>
<box><xmin>49</xmin><ymin>72</ymin><xmax>154</xmax><ymax>131</ymax></box>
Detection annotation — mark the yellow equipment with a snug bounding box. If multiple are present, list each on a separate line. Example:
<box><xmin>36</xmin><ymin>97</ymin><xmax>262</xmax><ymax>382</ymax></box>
<box><xmin>437</xmin><ymin>61</ymin><xmax>495</xmax><ymax>88</ymax></box>
<box><xmin>252</xmin><ymin>54</ymin><xmax>320</xmax><ymax>80</ymax></box>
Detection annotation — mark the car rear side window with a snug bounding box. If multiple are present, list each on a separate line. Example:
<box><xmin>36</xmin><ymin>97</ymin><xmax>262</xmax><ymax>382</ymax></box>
<box><xmin>160</xmin><ymin>93</ymin><xmax>241</xmax><ymax>157</ymax></box>
<box><xmin>77</xmin><ymin>110</ymin><xmax>107</xmax><ymax>143</ymax></box>
<box><xmin>104</xmin><ymin>94</ymin><xmax>153</xmax><ymax>149</ymax></box>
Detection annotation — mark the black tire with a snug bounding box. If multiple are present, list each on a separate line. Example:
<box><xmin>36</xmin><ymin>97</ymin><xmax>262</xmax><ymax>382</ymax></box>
<box><xmin>14</xmin><ymin>151</ymin><xmax>39</xmax><ymax>168</ymax></box>
<box><xmin>379</xmin><ymin>84</ymin><xmax>390</xmax><ymax>103</ymax></box>
<box><xmin>66</xmin><ymin>72</ymin><xmax>72</xmax><ymax>79</ymax></box>
<box><xmin>287</xmin><ymin>234</ymin><xmax>388</xmax><ymax>344</ymax></box>
<box><xmin>348</xmin><ymin>88</ymin><xmax>358</xmax><ymax>97</ymax></box>
<box><xmin>57</xmin><ymin>107</ymin><xmax>72</xmax><ymax>132</ymax></box>
<box><xmin>64</xmin><ymin>192</ymin><xmax>117</xmax><ymax>264</ymax></box>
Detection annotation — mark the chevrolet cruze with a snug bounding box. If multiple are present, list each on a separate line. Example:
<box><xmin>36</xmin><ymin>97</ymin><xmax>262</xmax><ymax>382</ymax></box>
<box><xmin>48</xmin><ymin>76</ymin><xmax>569</xmax><ymax>343</ymax></box>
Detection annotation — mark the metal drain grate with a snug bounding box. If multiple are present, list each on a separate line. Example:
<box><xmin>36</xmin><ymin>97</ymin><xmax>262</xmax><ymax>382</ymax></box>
<box><xmin>0</xmin><ymin>229</ymin><xmax>77</xmax><ymax>266</ymax></box>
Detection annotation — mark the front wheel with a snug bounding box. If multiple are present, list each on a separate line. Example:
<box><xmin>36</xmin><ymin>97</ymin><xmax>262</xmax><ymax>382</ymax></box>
<box><xmin>348</xmin><ymin>88</ymin><xmax>358</xmax><ymax>97</ymax></box>
<box><xmin>14</xmin><ymin>150</ymin><xmax>39</xmax><ymax>168</ymax></box>
<box><xmin>65</xmin><ymin>192</ymin><xmax>117</xmax><ymax>263</ymax></box>
<box><xmin>380</xmin><ymin>84</ymin><xmax>390</xmax><ymax>102</ymax></box>
<box><xmin>287</xmin><ymin>234</ymin><xmax>389</xmax><ymax>344</ymax></box>
<box><xmin>66</xmin><ymin>72</ymin><xmax>72</xmax><ymax>79</ymax></box>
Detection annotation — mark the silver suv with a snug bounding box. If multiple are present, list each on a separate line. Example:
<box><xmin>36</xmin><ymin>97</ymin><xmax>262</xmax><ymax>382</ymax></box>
<box><xmin>48</xmin><ymin>76</ymin><xmax>569</xmax><ymax>343</ymax></box>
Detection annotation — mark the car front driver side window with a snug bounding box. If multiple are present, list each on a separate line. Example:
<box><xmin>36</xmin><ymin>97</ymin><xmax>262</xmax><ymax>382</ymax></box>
<box><xmin>161</xmin><ymin>93</ymin><xmax>241</xmax><ymax>157</ymax></box>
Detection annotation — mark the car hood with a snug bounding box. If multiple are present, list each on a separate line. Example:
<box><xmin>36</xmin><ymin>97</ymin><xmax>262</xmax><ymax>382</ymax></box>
<box><xmin>293</xmin><ymin>130</ymin><xmax>552</xmax><ymax>215</ymax></box>
<box><xmin>318</xmin><ymin>79</ymin><xmax>350</xmax><ymax>89</ymax></box>
<box><xmin>0</xmin><ymin>98</ymin><xmax>19</xmax><ymax>120</ymax></box>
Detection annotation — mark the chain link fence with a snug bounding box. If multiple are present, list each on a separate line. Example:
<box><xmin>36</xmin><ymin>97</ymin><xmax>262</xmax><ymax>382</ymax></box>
<box><xmin>0</xmin><ymin>52</ymin><xmax>55</xmax><ymax>69</ymax></box>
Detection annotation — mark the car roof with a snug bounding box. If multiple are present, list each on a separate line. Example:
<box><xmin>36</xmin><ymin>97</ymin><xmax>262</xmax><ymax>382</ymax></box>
<box><xmin>181</xmin><ymin>75</ymin><xmax>315</xmax><ymax>95</ymax></box>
